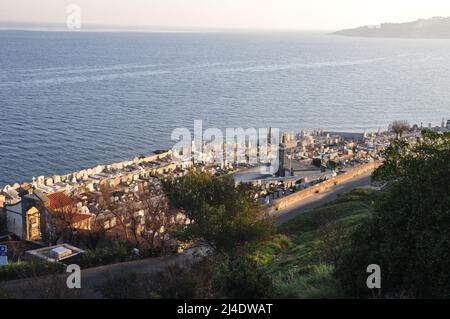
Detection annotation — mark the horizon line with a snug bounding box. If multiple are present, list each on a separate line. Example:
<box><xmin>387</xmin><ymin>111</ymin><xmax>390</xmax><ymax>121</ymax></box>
<box><xmin>0</xmin><ymin>20</ymin><xmax>337</xmax><ymax>33</ymax></box>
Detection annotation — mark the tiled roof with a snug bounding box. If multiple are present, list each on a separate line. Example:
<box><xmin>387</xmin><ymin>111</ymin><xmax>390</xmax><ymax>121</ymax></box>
<box><xmin>46</xmin><ymin>192</ymin><xmax>73</xmax><ymax>210</ymax></box>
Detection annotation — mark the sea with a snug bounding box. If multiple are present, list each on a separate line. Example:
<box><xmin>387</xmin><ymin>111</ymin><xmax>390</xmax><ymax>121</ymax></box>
<box><xmin>1</xmin><ymin>30</ymin><xmax>450</xmax><ymax>186</ymax></box>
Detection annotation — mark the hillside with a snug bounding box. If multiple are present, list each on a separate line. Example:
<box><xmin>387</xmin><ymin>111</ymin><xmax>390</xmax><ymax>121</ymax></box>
<box><xmin>334</xmin><ymin>17</ymin><xmax>450</xmax><ymax>38</ymax></box>
<box><xmin>251</xmin><ymin>188</ymin><xmax>380</xmax><ymax>298</ymax></box>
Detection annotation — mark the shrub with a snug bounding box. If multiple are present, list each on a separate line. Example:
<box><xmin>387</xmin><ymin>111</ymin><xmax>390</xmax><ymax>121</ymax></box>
<box><xmin>336</xmin><ymin>133</ymin><xmax>450</xmax><ymax>298</ymax></box>
<box><xmin>213</xmin><ymin>257</ymin><xmax>274</xmax><ymax>299</ymax></box>
<box><xmin>0</xmin><ymin>261</ymin><xmax>65</xmax><ymax>282</ymax></box>
<box><xmin>78</xmin><ymin>244</ymin><xmax>129</xmax><ymax>268</ymax></box>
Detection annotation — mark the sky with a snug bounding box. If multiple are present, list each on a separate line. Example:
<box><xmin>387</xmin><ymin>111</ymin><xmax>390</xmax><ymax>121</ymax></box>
<box><xmin>1</xmin><ymin>0</ymin><xmax>450</xmax><ymax>31</ymax></box>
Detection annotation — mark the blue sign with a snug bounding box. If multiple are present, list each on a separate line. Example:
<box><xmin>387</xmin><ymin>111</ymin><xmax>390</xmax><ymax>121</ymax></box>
<box><xmin>0</xmin><ymin>245</ymin><xmax>7</xmax><ymax>265</ymax></box>
<box><xmin>0</xmin><ymin>245</ymin><xmax>7</xmax><ymax>256</ymax></box>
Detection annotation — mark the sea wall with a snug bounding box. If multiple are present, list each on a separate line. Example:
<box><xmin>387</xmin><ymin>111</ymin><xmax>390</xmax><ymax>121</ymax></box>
<box><xmin>264</xmin><ymin>161</ymin><xmax>382</xmax><ymax>214</ymax></box>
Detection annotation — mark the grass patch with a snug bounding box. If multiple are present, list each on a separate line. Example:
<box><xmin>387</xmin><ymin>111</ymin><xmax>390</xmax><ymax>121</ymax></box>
<box><xmin>249</xmin><ymin>234</ymin><xmax>293</xmax><ymax>266</ymax></box>
<box><xmin>273</xmin><ymin>263</ymin><xmax>341</xmax><ymax>299</ymax></box>
<box><xmin>279</xmin><ymin>188</ymin><xmax>378</xmax><ymax>237</ymax></box>
<box><xmin>256</xmin><ymin>188</ymin><xmax>379</xmax><ymax>298</ymax></box>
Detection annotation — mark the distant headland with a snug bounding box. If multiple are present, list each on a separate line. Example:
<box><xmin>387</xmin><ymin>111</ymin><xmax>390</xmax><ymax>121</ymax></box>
<box><xmin>334</xmin><ymin>17</ymin><xmax>450</xmax><ymax>39</ymax></box>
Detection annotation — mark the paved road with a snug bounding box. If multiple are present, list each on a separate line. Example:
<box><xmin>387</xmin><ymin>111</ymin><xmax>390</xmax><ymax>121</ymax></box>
<box><xmin>1</xmin><ymin>172</ymin><xmax>372</xmax><ymax>298</ymax></box>
<box><xmin>1</xmin><ymin>245</ymin><xmax>210</xmax><ymax>298</ymax></box>
<box><xmin>273</xmin><ymin>171</ymin><xmax>373</xmax><ymax>225</ymax></box>
<box><xmin>81</xmin><ymin>246</ymin><xmax>211</xmax><ymax>298</ymax></box>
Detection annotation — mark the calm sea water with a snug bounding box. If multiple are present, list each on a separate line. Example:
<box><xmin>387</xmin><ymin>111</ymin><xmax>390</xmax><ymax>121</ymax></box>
<box><xmin>1</xmin><ymin>31</ymin><xmax>450</xmax><ymax>186</ymax></box>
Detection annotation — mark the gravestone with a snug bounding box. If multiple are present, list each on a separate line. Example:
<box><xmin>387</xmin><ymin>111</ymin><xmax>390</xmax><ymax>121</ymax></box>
<box><xmin>45</xmin><ymin>177</ymin><xmax>54</xmax><ymax>186</ymax></box>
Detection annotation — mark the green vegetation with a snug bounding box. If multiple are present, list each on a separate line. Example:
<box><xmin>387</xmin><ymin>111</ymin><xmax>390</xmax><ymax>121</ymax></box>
<box><xmin>99</xmin><ymin>132</ymin><xmax>450</xmax><ymax>300</ymax></box>
<box><xmin>77</xmin><ymin>244</ymin><xmax>173</xmax><ymax>268</ymax></box>
<box><xmin>0</xmin><ymin>244</ymin><xmax>171</xmax><ymax>286</ymax></box>
<box><xmin>78</xmin><ymin>245</ymin><xmax>129</xmax><ymax>268</ymax></box>
<box><xmin>0</xmin><ymin>248</ymin><xmax>129</xmax><ymax>284</ymax></box>
<box><xmin>162</xmin><ymin>171</ymin><xmax>276</xmax><ymax>256</ymax></box>
<box><xmin>336</xmin><ymin>130</ymin><xmax>450</xmax><ymax>298</ymax></box>
<box><xmin>249</xmin><ymin>130</ymin><xmax>450</xmax><ymax>299</ymax></box>
<box><xmin>100</xmin><ymin>172</ymin><xmax>378</xmax><ymax>299</ymax></box>
<box><xmin>97</xmin><ymin>171</ymin><xmax>277</xmax><ymax>299</ymax></box>
<box><xmin>250</xmin><ymin>188</ymin><xmax>378</xmax><ymax>298</ymax></box>
<box><xmin>213</xmin><ymin>257</ymin><xmax>275</xmax><ymax>298</ymax></box>
<box><xmin>0</xmin><ymin>261</ymin><xmax>65</xmax><ymax>282</ymax></box>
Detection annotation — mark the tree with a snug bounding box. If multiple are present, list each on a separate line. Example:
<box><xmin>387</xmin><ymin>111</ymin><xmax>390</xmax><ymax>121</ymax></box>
<box><xmin>389</xmin><ymin>120</ymin><xmax>410</xmax><ymax>138</ymax></box>
<box><xmin>139</xmin><ymin>194</ymin><xmax>177</xmax><ymax>249</ymax></box>
<box><xmin>336</xmin><ymin>130</ymin><xmax>450</xmax><ymax>298</ymax></box>
<box><xmin>312</xmin><ymin>157</ymin><xmax>322</xmax><ymax>168</ymax></box>
<box><xmin>78</xmin><ymin>214</ymin><xmax>107</xmax><ymax>250</ymax></box>
<box><xmin>99</xmin><ymin>182</ymin><xmax>114</xmax><ymax>206</ymax></box>
<box><xmin>162</xmin><ymin>171</ymin><xmax>275</xmax><ymax>256</ymax></box>
<box><xmin>100</xmin><ymin>185</ymin><xmax>179</xmax><ymax>250</ymax></box>
<box><xmin>44</xmin><ymin>193</ymin><xmax>79</xmax><ymax>245</ymax></box>
<box><xmin>109</xmin><ymin>198</ymin><xmax>134</xmax><ymax>242</ymax></box>
<box><xmin>327</xmin><ymin>160</ymin><xmax>338</xmax><ymax>170</ymax></box>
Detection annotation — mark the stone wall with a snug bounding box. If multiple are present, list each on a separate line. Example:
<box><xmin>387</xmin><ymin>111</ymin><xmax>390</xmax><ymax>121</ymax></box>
<box><xmin>33</xmin><ymin>151</ymin><xmax>173</xmax><ymax>188</ymax></box>
<box><xmin>264</xmin><ymin>161</ymin><xmax>382</xmax><ymax>214</ymax></box>
<box><xmin>103</xmin><ymin>162</ymin><xmax>179</xmax><ymax>188</ymax></box>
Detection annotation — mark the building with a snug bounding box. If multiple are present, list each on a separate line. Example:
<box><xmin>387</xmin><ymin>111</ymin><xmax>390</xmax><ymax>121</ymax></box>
<box><xmin>3</xmin><ymin>194</ymin><xmax>44</xmax><ymax>241</ymax></box>
<box><xmin>2</xmin><ymin>191</ymin><xmax>93</xmax><ymax>243</ymax></box>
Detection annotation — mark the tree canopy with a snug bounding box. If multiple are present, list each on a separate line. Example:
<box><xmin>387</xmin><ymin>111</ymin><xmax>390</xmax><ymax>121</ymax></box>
<box><xmin>389</xmin><ymin>120</ymin><xmax>410</xmax><ymax>138</ymax></box>
<box><xmin>336</xmin><ymin>130</ymin><xmax>450</xmax><ymax>298</ymax></box>
<box><xmin>162</xmin><ymin>171</ymin><xmax>275</xmax><ymax>256</ymax></box>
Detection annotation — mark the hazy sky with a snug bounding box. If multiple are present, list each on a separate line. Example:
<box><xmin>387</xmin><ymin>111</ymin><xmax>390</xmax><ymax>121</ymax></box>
<box><xmin>1</xmin><ymin>0</ymin><xmax>450</xmax><ymax>30</ymax></box>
